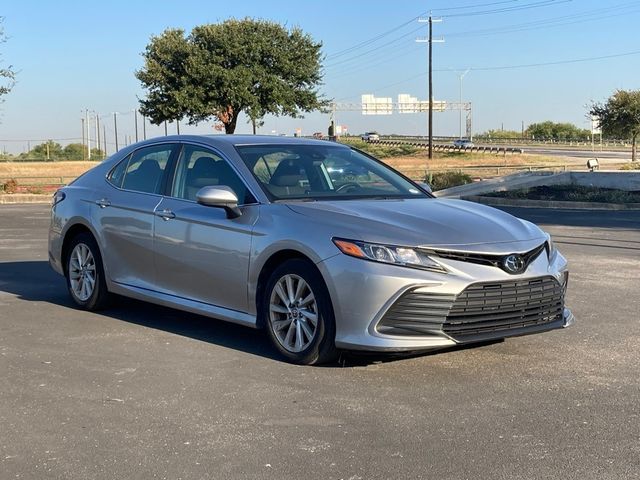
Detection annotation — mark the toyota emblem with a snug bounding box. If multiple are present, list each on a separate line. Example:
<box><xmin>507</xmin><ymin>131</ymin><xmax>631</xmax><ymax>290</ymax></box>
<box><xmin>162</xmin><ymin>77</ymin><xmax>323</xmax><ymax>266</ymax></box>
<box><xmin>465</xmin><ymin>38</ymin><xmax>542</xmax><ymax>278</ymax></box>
<box><xmin>503</xmin><ymin>254</ymin><xmax>525</xmax><ymax>274</ymax></box>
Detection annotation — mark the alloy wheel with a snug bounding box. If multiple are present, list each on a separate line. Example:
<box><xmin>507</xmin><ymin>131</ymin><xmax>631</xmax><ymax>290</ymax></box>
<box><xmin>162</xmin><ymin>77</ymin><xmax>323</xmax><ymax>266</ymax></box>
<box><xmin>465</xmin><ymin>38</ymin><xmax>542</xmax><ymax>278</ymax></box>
<box><xmin>69</xmin><ymin>243</ymin><xmax>96</xmax><ymax>302</ymax></box>
<box><xmin>269</xmin><ymin>274</ymin><xmax>318</xmax><ymax>353</ymax></box>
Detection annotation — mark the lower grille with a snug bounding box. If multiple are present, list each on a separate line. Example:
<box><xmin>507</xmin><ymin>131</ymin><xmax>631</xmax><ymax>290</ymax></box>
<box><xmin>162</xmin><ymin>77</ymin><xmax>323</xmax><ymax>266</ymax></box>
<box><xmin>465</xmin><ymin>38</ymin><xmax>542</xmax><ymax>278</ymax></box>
<box><xmin>377</xmin><ymin>276</ymin><xmax>564</xmax><ymax>339</ymax></box>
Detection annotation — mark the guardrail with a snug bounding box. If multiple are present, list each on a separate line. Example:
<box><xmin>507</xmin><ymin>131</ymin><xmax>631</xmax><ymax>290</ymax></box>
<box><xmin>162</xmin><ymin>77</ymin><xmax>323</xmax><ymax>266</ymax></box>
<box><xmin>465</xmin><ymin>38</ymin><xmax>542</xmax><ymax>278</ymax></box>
<box><xmin>400</xmin><ymin>164</ymin><xmax>571</xmax><ymax>181</ymax></box>
<box><xmin>368</xmin><ymin>139</ymin><xmax>525</xmax><ymax>155</ymax></box>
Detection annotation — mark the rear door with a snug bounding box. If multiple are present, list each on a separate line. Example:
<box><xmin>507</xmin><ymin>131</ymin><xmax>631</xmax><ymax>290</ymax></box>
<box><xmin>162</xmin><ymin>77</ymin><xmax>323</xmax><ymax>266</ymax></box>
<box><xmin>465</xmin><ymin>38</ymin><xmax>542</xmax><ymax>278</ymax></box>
<box><xmin>94</xmin><ymin>143</ymin><xmax>178</xmax><ymax>290</ymax></box>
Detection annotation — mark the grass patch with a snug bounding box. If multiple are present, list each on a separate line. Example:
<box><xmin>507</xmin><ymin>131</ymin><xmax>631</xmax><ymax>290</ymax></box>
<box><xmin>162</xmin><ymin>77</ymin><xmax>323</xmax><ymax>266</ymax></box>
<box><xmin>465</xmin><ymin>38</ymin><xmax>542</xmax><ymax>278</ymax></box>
<box><xmin>486</xmin><ymin>185</ymin><xmax>640</xmax><ymax>203</ymax></box>
<box><xmin>0</xmin><ymin>161</ymin><xmax>99</xmax><ymax>186</ymax></box>
<box><xmin>620</xmin><ymin>162</ymin><xmax>640</xmax><ymax>170</ymax></box>
<box><xmin>338</xmin><ymin>138</ymin><xmax>419</xmax><ymax>158</ymax></box>
<box><xmin>426</xmin><ymin>171</ymin><xmax>473</xmax><ymax>191</ymax></box>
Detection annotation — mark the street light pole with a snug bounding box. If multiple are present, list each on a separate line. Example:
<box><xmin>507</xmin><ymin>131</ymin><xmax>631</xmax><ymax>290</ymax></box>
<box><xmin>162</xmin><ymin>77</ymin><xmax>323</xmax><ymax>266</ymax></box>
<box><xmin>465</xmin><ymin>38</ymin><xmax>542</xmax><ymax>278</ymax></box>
<box><xmin>459</xmin><ymin>68</ymin><xmax>471</xmax><ymax>139</ymax></box>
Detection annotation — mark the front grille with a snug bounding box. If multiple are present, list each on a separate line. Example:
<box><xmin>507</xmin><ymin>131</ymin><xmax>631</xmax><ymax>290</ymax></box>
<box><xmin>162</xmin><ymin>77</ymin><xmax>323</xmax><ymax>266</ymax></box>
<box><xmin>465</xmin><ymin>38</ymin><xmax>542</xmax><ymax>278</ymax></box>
<box><xmin>377</xmin><ymin>292</ymin><xmax>456</xmax><ymax>336</ymax></box>
<box><xmin>377</xmin><ymin>276</ymin><xmax>564</xmax><ymax>339</ymax></box>
<box><xmin>425</xmin><ymin>243</ymin><xmax>548</xmax><ymax>275</ymax></box>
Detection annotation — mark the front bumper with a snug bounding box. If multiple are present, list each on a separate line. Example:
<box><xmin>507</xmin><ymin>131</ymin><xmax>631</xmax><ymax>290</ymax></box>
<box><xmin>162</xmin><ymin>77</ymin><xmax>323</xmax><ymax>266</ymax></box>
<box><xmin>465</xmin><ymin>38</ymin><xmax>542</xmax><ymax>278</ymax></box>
<box><xmin>317</xmin><ymin>249</ymin><xmax>574</xmax><ymax>352</ymax></box>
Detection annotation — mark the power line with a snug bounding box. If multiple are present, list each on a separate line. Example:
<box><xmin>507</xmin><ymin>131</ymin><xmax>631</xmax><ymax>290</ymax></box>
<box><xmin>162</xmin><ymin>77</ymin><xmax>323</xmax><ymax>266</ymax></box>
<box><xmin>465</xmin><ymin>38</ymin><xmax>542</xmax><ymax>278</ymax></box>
<box><xmin>432</xmin><ymin>0</ymin><xmax>520</xmax><ymax>12</ymax></box>
<box><xmin>458</xmin><ymin>49</ymin><xmax>640</xmax><ymax>71</ymax></box>
<box><xmin>443</xmin><ymin>1</ymin><xmax>640</xmax><ymax>38</ymax></box>
<box><xmin>325</xmin><ymin>14</ymin><xmax>425</xmax><ymax>60</ymax></box>
<box><xmin>331</xmin><ymin>48</ymin><xmax>640</xmax><ymax>101</ymax></box>
<box><xmin>324</xmin><ymin>26</ymin><xmax>424</xmax><ymax>69</ymax></box>
<box><xmin>440</xmin><ymin>0</ymin><xmax>572</xmax><ymax>18</ymax></box>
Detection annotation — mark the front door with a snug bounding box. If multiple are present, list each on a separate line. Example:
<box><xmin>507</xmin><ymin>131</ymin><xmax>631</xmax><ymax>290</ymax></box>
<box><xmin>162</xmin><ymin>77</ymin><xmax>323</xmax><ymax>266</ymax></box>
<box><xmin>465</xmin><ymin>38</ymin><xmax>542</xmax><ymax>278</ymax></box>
<box><xmin>153</xmin><ymin>144</ymin><xmax>258</xmax><ymax>313</ymax></box>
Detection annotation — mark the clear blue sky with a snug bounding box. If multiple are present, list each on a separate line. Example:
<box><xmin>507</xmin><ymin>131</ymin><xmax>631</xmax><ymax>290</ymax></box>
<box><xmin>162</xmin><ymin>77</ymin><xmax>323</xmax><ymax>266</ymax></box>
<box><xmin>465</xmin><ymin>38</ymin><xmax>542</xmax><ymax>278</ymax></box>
<box><xmin>1</xmin><ymin>0</ymin><xmax>639</xmax><ymax>153</ymax></box>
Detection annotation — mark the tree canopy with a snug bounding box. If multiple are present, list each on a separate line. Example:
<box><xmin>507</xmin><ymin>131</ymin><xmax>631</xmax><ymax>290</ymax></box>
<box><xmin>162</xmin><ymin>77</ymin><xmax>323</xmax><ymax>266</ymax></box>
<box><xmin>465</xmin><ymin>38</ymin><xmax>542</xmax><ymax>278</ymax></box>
<box><xmin>525</xmin><ymin>121</ymin><xmax>590</xmax><ymax>141</ymax></box>
<box><xmin>590</xmin><ymin>89</ymin><xmax>640</xmax><ymax>162</ymax></box>
<box><xmin>0</xmin><ymin>18</ymin><xmax>16</xmax><ymax>104</ymax></box>
<box><xmin>136</xmin><ymin>18</ymin><xmax>328</xmax><ymax>134</ymax></box>
<box><xmin>15</xmin><ymin>141</ymin><xmax>104</xmax><ymax>160</ymax></box>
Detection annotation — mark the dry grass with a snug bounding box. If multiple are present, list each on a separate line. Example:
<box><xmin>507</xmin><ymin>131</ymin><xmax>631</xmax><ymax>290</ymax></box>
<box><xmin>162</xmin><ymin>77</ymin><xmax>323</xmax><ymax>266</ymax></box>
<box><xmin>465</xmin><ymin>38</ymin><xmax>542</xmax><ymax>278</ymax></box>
<box><xmin>0</xmin><ymin>161</ymin><xmax>99</xmax><ymax>182</ymax></box>
<box><xmin>1</xmin><ymin>161</ymin><xmax>99</xmax><ymax>194</ymax></box>
<box><xmin>380</xmin><ymin>152</ymin><xmax>625</xmax><ymax>180</ymax></box>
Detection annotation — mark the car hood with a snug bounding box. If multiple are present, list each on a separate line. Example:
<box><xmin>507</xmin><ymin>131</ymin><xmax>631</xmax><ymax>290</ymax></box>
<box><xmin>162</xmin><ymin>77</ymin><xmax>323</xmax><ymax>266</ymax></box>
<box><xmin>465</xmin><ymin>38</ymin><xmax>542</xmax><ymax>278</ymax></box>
<box><xmin>285</xmin><ymin>198</ymin><xmax>546</xmax><ymax>253</ymax></box>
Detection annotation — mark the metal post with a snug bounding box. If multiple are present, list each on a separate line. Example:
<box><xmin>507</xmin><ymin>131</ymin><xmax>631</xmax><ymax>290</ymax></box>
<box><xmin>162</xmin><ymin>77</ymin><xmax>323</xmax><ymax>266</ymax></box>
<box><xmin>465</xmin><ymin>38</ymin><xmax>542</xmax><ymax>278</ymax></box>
<box><xmin>176</xmin><ymin>119</ymin><xmax>180</xmax><ymax>135</ymax></box>
<box><xmin>103</xmin><ymin>124</ymin><xmax>107</xmax><ymax>157</ymax></box>
<box><xmin>428</xmin><ymin>15</ymin><xmax>433</xmax><ymax>160</ymax></box>
<box><xmin>96</xmin><ymin>115</ymin><xmax>101</xmax><ymax>158</ymax></box>
<box><xmin>81</xmin><ymin>118</ymin><xmax>86</xmax><ymax>161</ymax></box>
<box><xmin>459</xmin><ymin>69</ymin><xmax>470</xmax><ymax>139</ymax></box>
<box><xmin>164</xmin><ymin>121</ymin><xmax>168</xmax><ymax>136</ymax></box>
<box><xmin>143</xmin><ymin>115</ymin><xmax>147</xmax><ymax>140</ymax></box>
<box><xmin>113</xmin><ymin>113</ymin><xmax>119</xmax><ymax>151</ymax></box>
<box><xmin>134</xmin><ymin>109</ymin><xmax>139</xmax><ymax>143</ymax></box>
<box><xmin>86</xmin><ymin>109</ymin><xmax>91</xmax><ymax>160</ymax></box>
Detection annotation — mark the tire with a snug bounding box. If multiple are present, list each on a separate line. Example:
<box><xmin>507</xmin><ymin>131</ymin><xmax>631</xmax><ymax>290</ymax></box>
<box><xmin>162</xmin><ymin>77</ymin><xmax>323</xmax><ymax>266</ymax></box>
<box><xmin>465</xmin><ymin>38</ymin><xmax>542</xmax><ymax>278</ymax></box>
<box><xmin>65</xmin><ymin>232</ymin><xmax>111</xmax><ymax>311</ymax></box>
<box><xmin>263</xmin><ymin>259</ymin><xmax>337</xmax><ymax>365</ymax></box>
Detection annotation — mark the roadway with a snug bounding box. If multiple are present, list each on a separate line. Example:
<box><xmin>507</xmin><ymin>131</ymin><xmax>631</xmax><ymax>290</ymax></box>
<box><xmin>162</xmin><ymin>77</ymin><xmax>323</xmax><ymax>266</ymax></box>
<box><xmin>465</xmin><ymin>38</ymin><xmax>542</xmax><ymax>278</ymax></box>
<box><xmin>1</xmin><ymin>204</ymin><xmax>639</xmax><ymax>479</ymax></box>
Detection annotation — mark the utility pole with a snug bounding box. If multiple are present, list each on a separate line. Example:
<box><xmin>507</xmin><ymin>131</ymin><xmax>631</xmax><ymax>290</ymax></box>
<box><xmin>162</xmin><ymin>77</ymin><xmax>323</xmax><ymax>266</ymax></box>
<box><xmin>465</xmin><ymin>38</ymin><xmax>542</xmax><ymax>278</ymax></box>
<box><xmin>164</xmin><ymin>121</ymin><xmax>168</xmax><ymax>136</ymax></box>
<box><xmin>103</xmin><ymin>124</ymin><xmax>107</xmax><ymax>157</ymax></box>
<box><xmin>459</xmin><ymin>69</ymin><xmax>471</xmax><ymax>139</ymax></box>
<box><xmin>85</xmin><ymin>109</ymin><xmax>91</xmax><ymax>160</ymax></box>
<box><xmin>96</xmin><ymin>114</ymin><xmax>101</xmax><ymax>158</ymax></box>
<box><xmin>176</xmin><ymin>119</ymin><xmax>180</xmax><ymax>135</ymax></box>
<box><xmin>113</xmin><ymin>113</ymin><xmax>119</xmax><ymax>152</ymax></box>
<box><xmin>81</xmin><ymin>118</ymin><xmax>86</xmax><ymax>161</ymax></box>
<box><xmin>142</xmin><ymin>115</ymin><xmax>147</xmax><ymax>140</ymax></box>
<box><xmin>417</xmin><ymin>14</ymin><xmax>443</xmax><ymax>160</ymax></box>
<box><xmin>134</xmin><ymin>109</ymin><xmax>139</xmax><ymax>143</ymax></box>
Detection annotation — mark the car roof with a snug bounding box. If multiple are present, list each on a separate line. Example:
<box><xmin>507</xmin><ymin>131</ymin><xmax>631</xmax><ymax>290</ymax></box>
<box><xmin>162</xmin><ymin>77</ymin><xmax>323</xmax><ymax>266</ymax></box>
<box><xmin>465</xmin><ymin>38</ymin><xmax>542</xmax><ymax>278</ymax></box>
<box><xmin>134</xmin><ymin>134</ymin><xmax>341</xmax><ymax>148</ymax></box>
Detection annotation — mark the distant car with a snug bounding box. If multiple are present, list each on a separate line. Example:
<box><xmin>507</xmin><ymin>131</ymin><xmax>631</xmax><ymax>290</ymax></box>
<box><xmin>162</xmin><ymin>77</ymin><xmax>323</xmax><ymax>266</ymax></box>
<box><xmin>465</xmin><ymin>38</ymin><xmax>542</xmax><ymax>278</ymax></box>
<box><xmin>361</xmin><ymin>132</ymin><xmax>380</xmax><ymax>142</ymax></box>
<box><xmin>453</xmin><ymin>139</ymin><xmax>474</xmax><ymax>148</ymax></box>
<box><xmin>312</xmin><ymin>132</ymin><xmax>324</xmax><ymax>139</ymax></box>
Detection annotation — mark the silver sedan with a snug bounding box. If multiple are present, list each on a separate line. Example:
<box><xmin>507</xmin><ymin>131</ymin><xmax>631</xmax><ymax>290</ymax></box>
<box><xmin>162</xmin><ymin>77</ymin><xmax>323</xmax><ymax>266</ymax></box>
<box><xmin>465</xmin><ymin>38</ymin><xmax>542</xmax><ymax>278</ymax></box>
<box><xmin>48</xmin><ymin>135</ymin><xmax>573</xmax><ymax>364</ymax></box>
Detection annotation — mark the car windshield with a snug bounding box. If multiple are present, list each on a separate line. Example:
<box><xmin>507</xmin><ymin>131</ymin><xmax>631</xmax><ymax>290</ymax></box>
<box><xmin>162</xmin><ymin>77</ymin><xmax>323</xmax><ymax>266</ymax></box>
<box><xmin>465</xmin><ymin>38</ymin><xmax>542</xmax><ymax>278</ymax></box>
<box><xmin>235</xmin><ymin>144</ymin><xmax>428</xmax><ymax>201</ymax></box>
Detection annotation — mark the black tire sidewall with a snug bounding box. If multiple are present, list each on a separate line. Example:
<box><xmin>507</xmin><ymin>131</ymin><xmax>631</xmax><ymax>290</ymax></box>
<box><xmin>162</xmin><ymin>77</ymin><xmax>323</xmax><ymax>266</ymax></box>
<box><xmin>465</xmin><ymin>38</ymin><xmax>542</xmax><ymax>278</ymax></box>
<box><xmin>65</xmin><ymin>233</ymin><xmax>109</xmax><ymax>311</ymax></box>
<box><xmin>263</xmin><ymin>259</ymin><xmax>336</xmax><ymax>365</ymax></box>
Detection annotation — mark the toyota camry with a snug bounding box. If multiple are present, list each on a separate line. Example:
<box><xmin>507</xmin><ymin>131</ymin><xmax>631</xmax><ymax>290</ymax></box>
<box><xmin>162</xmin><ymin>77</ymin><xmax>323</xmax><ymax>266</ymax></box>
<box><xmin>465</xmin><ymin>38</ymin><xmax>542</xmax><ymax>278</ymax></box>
<box><xmin>49</xmin><ymin>135</ymin><xmax>574</xmax><ymax>364</ymax></box>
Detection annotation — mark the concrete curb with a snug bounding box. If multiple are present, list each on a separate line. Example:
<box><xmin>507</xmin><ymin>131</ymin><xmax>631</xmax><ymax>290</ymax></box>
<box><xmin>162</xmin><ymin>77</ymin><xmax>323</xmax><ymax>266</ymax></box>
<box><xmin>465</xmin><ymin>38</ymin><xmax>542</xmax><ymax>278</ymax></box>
<box><xmin>0</xmin><ymin>194</ymin><xmax>51</xmax><ymax>204</ymax></box>
<box><xmin>463</xmin><ymin>195</ymin><xmax>640</xmax><ymax>211</ymax></box>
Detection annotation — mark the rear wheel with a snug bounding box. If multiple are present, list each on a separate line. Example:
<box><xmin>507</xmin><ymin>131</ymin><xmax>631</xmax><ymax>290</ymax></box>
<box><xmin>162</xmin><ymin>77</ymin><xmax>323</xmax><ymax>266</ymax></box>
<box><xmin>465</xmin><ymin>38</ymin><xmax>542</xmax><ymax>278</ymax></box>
<box><xmin>264</xmin><ymin>259</ymin><xmax>337</xmax><ymax>365</ymax></box>
<box><xmin>65</xmin><ymin>233</ymin><xmax>111</xmax><ymax>310</ymax></box>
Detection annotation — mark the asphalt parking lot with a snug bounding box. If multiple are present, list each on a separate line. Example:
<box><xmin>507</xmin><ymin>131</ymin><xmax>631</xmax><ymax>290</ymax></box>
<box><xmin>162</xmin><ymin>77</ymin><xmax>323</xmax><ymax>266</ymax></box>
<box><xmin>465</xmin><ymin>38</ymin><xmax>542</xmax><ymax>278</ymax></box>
<box><xmin>1</xmin><ymin>204</ymin><xmax>639</xmax><ymax>480</ymax></box>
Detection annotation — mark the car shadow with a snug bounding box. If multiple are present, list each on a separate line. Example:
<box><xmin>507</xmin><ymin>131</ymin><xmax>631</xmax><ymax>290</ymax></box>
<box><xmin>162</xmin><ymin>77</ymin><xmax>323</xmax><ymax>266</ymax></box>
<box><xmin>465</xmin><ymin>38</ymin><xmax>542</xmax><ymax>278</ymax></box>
<box><xmin>0</xmin><ymin>260</ymin><xmax>477</xmax><ymax>367</ymax></box>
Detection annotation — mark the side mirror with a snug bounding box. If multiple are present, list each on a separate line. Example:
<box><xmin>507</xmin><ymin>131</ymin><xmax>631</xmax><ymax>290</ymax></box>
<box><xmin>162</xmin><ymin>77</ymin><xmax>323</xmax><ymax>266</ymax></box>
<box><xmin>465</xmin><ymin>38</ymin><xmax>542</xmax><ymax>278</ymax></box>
<box><xmin>196</xmin><ymin>186</ymin><xmax>242</xmax><ymax>218</ymax></box>
<box><xmin>417</xmin><ymin>182</ymin><xmax>433</xmax><ymax>194</ymax></box>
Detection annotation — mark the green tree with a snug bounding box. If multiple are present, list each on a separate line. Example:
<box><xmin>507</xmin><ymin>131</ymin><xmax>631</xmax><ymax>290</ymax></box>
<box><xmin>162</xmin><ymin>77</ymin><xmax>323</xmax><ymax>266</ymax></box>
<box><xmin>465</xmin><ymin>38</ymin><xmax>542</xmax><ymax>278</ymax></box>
<box><xmin>63</xmin><ymin>143</ymin><xmax>86</xmax><ymax>160</ymax></box>
<box><xmin>590</xmin><ymin>89</ymin><xmax>640</xmax><ymax>162</ymax></box>
<box><xmin>478</xmin><ymin>129</ymin><xmax>522</xmax><ymax>139</ymax></box>
<box><xmin>24</xmin><ymin>141</ymin><xmax>63</xmax><ymax>160</ymax></box>
<box><xmin>0</xmin><ymin>17</ymin><xmax>15</xmax><ymax>104</ymax></box>
<box><xmin>62</xmin><ymin>143</ymin><xmax>104</xmax><ymax>160</ymax></box>
<box><xmin>136</xmin><ymin>18</ymin><xmax>328</xmax><ymax>134</ymax></box>
<box><xmin>525</xmin><ymin>121</ymin><xmax>589</xmax><ymax>141</ymax></box>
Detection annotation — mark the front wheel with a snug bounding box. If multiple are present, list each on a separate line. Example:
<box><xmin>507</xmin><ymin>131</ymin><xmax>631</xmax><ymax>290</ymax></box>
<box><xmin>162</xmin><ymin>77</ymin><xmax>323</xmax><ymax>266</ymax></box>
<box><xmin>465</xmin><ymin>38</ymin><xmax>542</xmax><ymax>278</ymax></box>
<box><xmin>263</xmin><ymin>259</ymin><xmax>337</xmax><ymax>365</ymax></box>
<box><xmin>65</xmin><ymin>233</ymin><xmax>111</xmax><ymax>310</ymax></box>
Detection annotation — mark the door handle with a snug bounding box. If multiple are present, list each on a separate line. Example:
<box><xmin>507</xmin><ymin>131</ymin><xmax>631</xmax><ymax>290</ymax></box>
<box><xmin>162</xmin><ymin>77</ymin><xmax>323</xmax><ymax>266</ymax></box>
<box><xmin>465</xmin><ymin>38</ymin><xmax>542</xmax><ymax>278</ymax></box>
<box><xmin>155</xmin><ymin>209</ymin><xmax>176</xmax><ymax>221</ymax></box>
<box><xmin>95</xmin><ymin>198</ymin><xmax>111</xmax><ymax>208</ymax></box>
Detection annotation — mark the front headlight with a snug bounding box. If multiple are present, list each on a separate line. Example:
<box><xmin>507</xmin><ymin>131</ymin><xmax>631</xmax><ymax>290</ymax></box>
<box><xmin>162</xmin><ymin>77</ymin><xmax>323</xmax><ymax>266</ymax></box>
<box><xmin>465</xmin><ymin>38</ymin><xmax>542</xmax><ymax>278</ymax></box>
<box><xmin>545</xmin><ymin>232</ymin><xmax>557</xmax><ymax>262</ymax></box>
<box><xmin>332</xmin><ymin>238</ymin><xmax>446</xmax><ymax>273</ymax></box>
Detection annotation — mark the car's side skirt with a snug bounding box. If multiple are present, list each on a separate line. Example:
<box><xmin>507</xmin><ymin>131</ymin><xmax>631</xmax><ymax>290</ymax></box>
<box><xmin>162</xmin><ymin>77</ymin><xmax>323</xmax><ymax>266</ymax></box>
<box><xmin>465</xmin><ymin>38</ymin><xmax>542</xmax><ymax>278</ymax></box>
<box><xmin>109</xmin><ymin>281</ymin><xmax>258</xmax><ymax>329</ymax></box>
